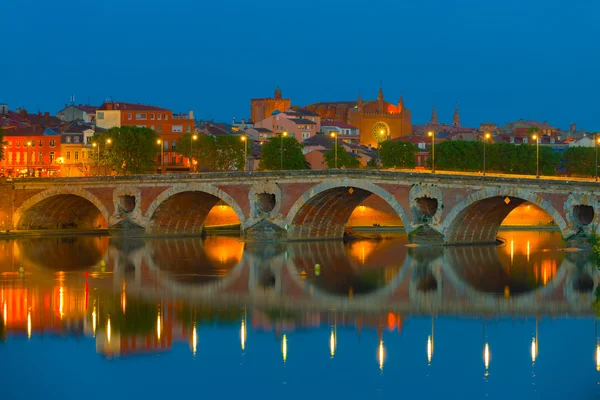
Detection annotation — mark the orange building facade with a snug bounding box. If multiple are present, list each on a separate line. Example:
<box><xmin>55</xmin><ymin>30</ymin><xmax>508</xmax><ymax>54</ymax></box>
<box><xmin>96</xmin><ymin>102</ymin><xmax>195</xmax><ymax>171</ymax></box>
<box><xmin>305</xmin><ymin>88</ymin><xmax>412</xmax><ymax>148</ymax></box>
<box><xmin>0</xmin><ymin>128</ymin><xmax>62</xmax><ymax>177</ymax></box>
<box><xmin>250</xmin><ymin>87</ymin><xmax>291</xmax><ymax>124</ymax></box>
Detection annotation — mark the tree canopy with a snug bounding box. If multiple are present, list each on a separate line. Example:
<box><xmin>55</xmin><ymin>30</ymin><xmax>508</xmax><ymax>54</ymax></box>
<box><xmin>176</xmin><ymin>133</ymin><xmax>245</xmax><ymax>172</ymax></box>
<box><xmin>259</xmin><ymin>136</ymin><xmax>308</xmax><ymax>170</ymax></box>
<box><xmin>380</xmin><ymin>140</ymin><xmax>417</xmax><ymax>169</ymax></box>
<box><xmin>323</xmin><ymin>143</ymin><xmax>361</xmax><ymax>169</ymax></box>
<box><xmin>93</xmin><ymin>126</ymin><xmax>159</xmax><ymax>175</ymax></box>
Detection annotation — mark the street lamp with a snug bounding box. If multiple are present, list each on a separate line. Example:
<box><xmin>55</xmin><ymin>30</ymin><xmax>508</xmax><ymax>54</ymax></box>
<box><xmin>157</xmin><ymin>139</ymin><xmax>164</xmax><ymax>174</ymax></box>
<box><xmin>532</xmin><ymin>134</ymin><xmax>539</xmax><ymax>178</ymax></box>
<box><xmin>241</xmin><ymin>135</ymin><xmax>248</xmax><ymax>172</ymax></box>
<box><xmin>92</xmin><ymin>142</ymin><xmax>99</xmax><ymax>176</ymax></box>
<box><xmin>428</xmin><ymin>131</ymin><xmax>435</xmax><ymax>173</ymax></box>
<box><xmin>190</xmin><ymin>134</ymin><xmax>197</xmax><ymax>173</ymax></box>
<box><xmin>26</xmin><ymin>141</ymin><xmax>32</xmax><ymax>177</ymax></box>
<box><xmin>483</xmin><ymin>132</ymin><xmax>491</xmax><ymax>176</ymax></box>
<box><xmin>330</xmin><ymin>132</ymin><xmax>338</xmax><ymax>169</ymax></box>
<box><xmin>280</xmin><ymin>131</ymin><xmax>288</xmax><ymax>170</ymax></box>
<box><xmin>378</xmin><ymin>129</ymin><xmax>385</xmax><ymax>171</ymax></box>
<box><xmin>595</xmin><ymin>134</ymin><xmax>600</xmax><ymax>182</ymax></box>
<box><xmin>104</xmin><ymin>139</ymin><xmax>112</xmax><ymax>176</ymax></box>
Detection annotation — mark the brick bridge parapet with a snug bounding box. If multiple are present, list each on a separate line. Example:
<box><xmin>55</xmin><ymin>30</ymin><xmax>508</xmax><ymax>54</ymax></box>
<box><xmin>1</xmin><ymin>171</ymin><xmax>599</xmax><ymax>244</ymax></box>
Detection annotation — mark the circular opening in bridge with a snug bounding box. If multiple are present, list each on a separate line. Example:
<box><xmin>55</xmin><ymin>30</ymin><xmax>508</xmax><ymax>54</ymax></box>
<box><xmin>573</xmin><ymin>205</ymin><xmax>594</xmax><ymax>226</ymax></box>
<box><xmin>413</xmin><ymin>197</ymin><xmax>438</xmax><ymax>223</ymax></box>
<box><xmin>119</xmin><ymin>195</ymin><xmax>136</xmax><ymax>213</ymax></box>
<box><xmin>256</xmin><ymin>193</ymin><xmax>276</xmax><ymax>213</ymax></box>
<box><xmin>573</xmin><ymin>274</ymin><xmax>594</xmax><ymax>293</ymax></box>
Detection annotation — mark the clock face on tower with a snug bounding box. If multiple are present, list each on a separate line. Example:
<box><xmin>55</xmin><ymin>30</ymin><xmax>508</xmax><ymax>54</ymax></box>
<box><xmin>373</xmin><ymin>122</ymin><xmax>390</xmax><ymax>143</ymax></box>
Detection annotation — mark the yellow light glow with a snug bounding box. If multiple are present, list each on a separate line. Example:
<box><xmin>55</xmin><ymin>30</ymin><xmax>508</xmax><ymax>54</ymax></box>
<box><xmin>59</xmin><ymin>286</ymin><xmax>64</xmax><ymax>319</ymax></box>
<box><xmin>427</xmin><ymin>131</ymin><xmax>433</xmax><ymax>137</ymax></box>
<box><xmin>107</xmin><ymin>317</ymin><xmax>111</xmax><ymax>344</ymax></box>
<box><xmin>531</xmin><ymin>338</ymin><xmax>537</xmax><ymax>363</ymax></box>
<box><xmin>3</xmin><ymin>302</ymin><xmax>6</xmax><ymax>326</ymax></box>
<box><xmin>27</xmin><ymin>141</ymin><xmax>31</xmax><ymax>146</ymax></box>
<box><xmin>92</xmin><ymin>143</ymin><xmax>97</xmax><ymax>148</ymax></box>
<box><xmin>106</xmin><ymin>138</ymin><xmax>112</xmax><ymax>144</ymax></box>
<box><xmin>485</xmin><ymin>133</ymin><xmax>491</xmax><ymax>139</ymax></box>
<box><xmin>282</xmin><ymin>334</ymin><xmax>288</xmax><ymax>362</ymax></box>
<box><xmin>532</xmin><ymin>134</ymin><xmax>537</xmax><ymax>140</ymax></box>
<box><xmin>121</xmin><ymin>290</ymin><xmax>126</xmax><ymax>314</ymax></box>
<box><xmin>484</xmin><ymin>343</ymin><xmax>490</xmax><ymax>370</ymax></box>
<box><xmin>192</xmin><ymin>323</ymin><xmax>197</xmax><ymax>355</ymax></box>
<box><xmin>92</xmin><ymin>307</ymin><xmax>97</xmax><ymax>336</ymax></box>
<box><xmin>330</xmin><ymin>330</ymin><xmax>336</xmax><ymax>358</ymax></box>
<box><xmin>330</xmin><ymin>132</ymin><xmax>336</xmax><ymax>138</ymax></box>
<box><xmin>241</xmin><ymin>320</ymin><xmax>246</xmax><ymax>351</ymax></box>
<box><xmin>282</xmin><ymin>131</ymin><xmax>288</xmax><ymax>137</ymax></box>
<box><xmin>193</xmin><ymin>135</ymin><xmax>198</xmax><ymax>140</ymax></box>
<box><xmin>157</xmin><ymin>139</ymin><xmax>162</xmax><ymax>144</ymax></box>
<box><xmin>378</xmin><ymin>340</ymin><xmax>385</xmax><ymax>371</ymax></box>
<box><xmin>27</xmin><ymin>309</ymin><xmax>31</xmax><ymax>339</ymax></box>
<box><xmin>527</xmin><ymin>241</ymin><xmax>530</xmax><ymax>262</ymax></box>
<box><xmin>157</xmin><ymin>312</ymin><xmax>162</xmax><ymax>341</ymax></box>
<box><xmin>510</xmin><ymin>239</ymin><xmax>514</xmax><ymax>265</ymax></box>
<box><xmin>596</xmin><ymin>345</ymin><xmax>600</xmax><ymax>371</ymax></box>
<box><xmin>241</xmin><ymin>136</ymin><xmax>246</xmax><ymax>142</ymax></box>
<box><xmin>427</xmin><ymin>335</ymin><xmax>433</xmax><ymax>365</ymax></box>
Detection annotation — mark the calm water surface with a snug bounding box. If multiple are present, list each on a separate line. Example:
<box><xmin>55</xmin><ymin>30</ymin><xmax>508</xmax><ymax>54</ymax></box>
<box><xmin>0</xmin><ymin>230</ymin><xmax>598</xmax><ymax>399</ymax></box>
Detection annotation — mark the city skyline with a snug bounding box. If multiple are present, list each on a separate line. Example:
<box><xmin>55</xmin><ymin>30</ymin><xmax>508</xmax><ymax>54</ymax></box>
<box><xmin>2</xmin><ymin>0</ymin><xmax>599</xmax><ymax>130</ymax></box>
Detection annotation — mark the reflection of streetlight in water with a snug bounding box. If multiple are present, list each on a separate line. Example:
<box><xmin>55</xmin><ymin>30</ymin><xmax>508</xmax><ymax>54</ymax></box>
<box><xmin>282</xmin><ymin>334</ymin><xmax>288</xmax><ymax>363</ymax></box>
<box><xmin>378</xmin><ymin>340</ymin><xmax>385</xmax><ymax>371</ymax></box>
<box><xmin>484</xmin><ymin>343</ymin><xmax>490</xmax><ymax>373</ymax></box>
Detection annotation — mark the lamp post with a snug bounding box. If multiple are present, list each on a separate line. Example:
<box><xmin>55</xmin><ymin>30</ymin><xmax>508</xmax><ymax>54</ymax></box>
<box><xmin>532</xmin><ymin>134</ymin><xmax>539</xmax><ymax>178</ymax></box>
<box><xmin>596</xmin><ymin>134</ymin><xmax>600</xmax><ymax>182</ymax></box>
<box><xmin>280</xmin><ymin>131</ymin><xmax>288</xmax><ymax>170</ymax></box>
<box><xmin>104</xmin><ymin>138</ymin><xmax>112</xmax><ymax>176</ymax></box>
<box><xmin>157</xmin><ymin>139</ymin><xmax>164</xmax><ymax>174</ymax></box>
<box><xmin>428</xmin><ymin>131</ymin><xmax>435</xmax><ymax>173</ymax></box>
<box><xmin>241</xmin><ymin>135</ymin><xmax>248</xmax><ymax>172</ymax></box>
<box><xmin>377</xmin><ymin>129</ymin><xmax>385</xmax><ymax>171</ymax></box>
<box><xmin>483</xmin><ymin>132</ymin><xmax>491</xmax><ymax>176</ymax></box>
<box><xmin>26</xmin><ymin>141</ymin><xmax>32</xmax><ymax>177</ymax></box>
<box><xmin>92</xmin><ymin>142</ymin><xmax>99</xmax><ymax>176</ymax></box>
<box><xmin>330</xmin><ymin>132</ymin><xmax>338</xmax><ymax>169</ymax></box>
<box><xmin>190</xmin><ymin>134</ymin><xmax>197</xmax><ymax>173</ymax></box>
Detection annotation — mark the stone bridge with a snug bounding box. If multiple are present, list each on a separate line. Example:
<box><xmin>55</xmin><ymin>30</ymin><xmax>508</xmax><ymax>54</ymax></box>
<box><xmin>1</xmin><ymin>170</ymin><xmax>599</xmax><ymax>245</ymax></box>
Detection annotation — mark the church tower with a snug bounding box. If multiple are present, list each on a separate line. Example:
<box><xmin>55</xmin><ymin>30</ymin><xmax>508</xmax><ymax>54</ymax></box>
<box><xmin>398</xmin><ymin>95</ymin><xmax>404</xmax><ymax>113</ymax></box>
<box><xmin>430</xmin><ymin>105</ymin><xmax>439</xmax><ymax>124</ymax></box>
<box><xmin>453</xmin><ymin>104</ymin><xmax>460</xmax><ymax>127</ymax></box>
<box><xmin>377</xmin><ymin>86</ymin><xmax>384</xmax><ymax>113</ymax></box>
<box><xmin>274</xmin><ymin>86</ymin><xmax>282</xmax><ymax>100</ymax></box>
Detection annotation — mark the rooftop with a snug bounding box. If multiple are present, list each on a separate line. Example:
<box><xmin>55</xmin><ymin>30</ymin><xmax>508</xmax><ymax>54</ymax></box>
<box><xmin>97</xmin><ymin>101</ymin><xmax>169</xmax><ymax>112</ymax></box>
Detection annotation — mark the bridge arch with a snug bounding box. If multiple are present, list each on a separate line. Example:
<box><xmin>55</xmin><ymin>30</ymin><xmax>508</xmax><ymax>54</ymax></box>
<box><xmin>442</xmin><ymin>187</ymin><xmax>571</xmax><ymax>245</ymax></box>
<box><xmin>143</xmin><ymin>183</ymin><xmax>246</xmax><ymax>236</ymax></box>
<box><xmin>285</xmin><ymin>179</ymin><xmax>412</xmax><ymax>240</ymax></box>
<box><xmin>13</xmin><ymin>187</ymin><xmax>110</xmax><ymax>231</ymax></box>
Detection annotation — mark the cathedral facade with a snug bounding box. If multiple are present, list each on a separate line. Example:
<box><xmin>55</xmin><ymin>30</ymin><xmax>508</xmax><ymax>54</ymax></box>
<box><xmin>304</xmin><ymin>87</ymin><xmax>412</xmax><ymax>147</ymax></box>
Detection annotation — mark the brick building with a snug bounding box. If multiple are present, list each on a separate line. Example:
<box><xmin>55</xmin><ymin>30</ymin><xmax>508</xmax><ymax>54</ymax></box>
<box><xmin>0</xmin><ymin>127</ymin><xmax>61</xmax><ymax>177</ymax></box>
<box><xmin>250</xmin><ymin>87</ymin><xmax>291</xmax><ymax>124</ymax></box>
<box><xmin>95</xmin><ymin>101</ymin><xmax>195</xmax><ymax>171</ymax></box>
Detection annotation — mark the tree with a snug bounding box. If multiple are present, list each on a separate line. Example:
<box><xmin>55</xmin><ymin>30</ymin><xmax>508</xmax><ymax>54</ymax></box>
<box><xmin>0</xmin><ymin>128</ymin><xmax>5</xmax><ymax>163</ymax></box>
<box><xmin>380</xmin><ymin>140</ymin><xmax>417</xmax><ymax>169</ymax></box>
<box><xmin>176</xmin><ymin>134</ymin><xmax>245</xmax><ymax>171</ymax></box>
<box><xmin>563</xmin><ymin>147</ymin><xmax>595</xmax><ymax>176</ymax></box>
<box><xmin>94</xmin><ymin>126</ymin><xmax>158</xmax><ymax>175</ymax></box>
<box><xmin>323</xmin><ymin>144</ymin><xmax>361</xmax><ymax>169</ymax></box>
<box><xmin>259</xmin><ymin>136</ymin><xmax>307</xmax><ymax>170</ymax></box>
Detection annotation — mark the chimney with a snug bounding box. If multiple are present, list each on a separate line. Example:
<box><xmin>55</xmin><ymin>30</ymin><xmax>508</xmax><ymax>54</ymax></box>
<box><xmin>106</xmin><ymin>102</ymin><xmax>113</xmax><ymax>110</ymax></box>
<box><xmin>44</xmin><ymin>112</ymin><xmax>50</xmax><ymax>121</ymax></box>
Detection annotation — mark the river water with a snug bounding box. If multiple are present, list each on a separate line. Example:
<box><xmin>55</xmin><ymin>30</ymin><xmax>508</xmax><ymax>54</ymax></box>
<box><xmin>0</xmin><ymin>230</ymin><xmax>598</xmax><ymax>399</ymax></box>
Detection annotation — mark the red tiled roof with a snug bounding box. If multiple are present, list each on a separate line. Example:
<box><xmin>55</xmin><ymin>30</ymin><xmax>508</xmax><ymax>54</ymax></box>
<box><xmin>321</xmin><ymin>121</ymin><xmax>357</xmax><ymax>129</ymax></box>
<box><xmin>77</xmin><ymin>104</ymin><xmax>98</xmax><ymax>114</ymax></box>
<box><xmin>97</xmin><ymin>101</ymin><xmax>169</xmax><ymax>112</ymax></box>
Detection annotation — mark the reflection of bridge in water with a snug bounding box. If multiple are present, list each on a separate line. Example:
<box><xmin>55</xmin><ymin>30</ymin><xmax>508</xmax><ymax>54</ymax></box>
<box><xmin>6</xmin><ymin>235</ymin><xmax>592</xmax><ymax>315</ymax></box>
<box><xmin>1</xmin><ymin>234</ymin><xmax>599</xmax><ymax>361</ymax></box>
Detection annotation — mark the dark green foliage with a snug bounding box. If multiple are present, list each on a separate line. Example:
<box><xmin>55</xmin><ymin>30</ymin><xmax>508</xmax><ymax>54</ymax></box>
<box><xmin>323</xmin><ymin>144</ymin><xmax>361</xmax><ymax>169</ymax></box>
<box><xmin>176</xmin><ymin>134</ymin><xmax>245</xmax><ymax>172</ymax></box>
<box><xmin>94</xmin><ymin>126</ymin><xmax>159</xmax><ymax>175</ymax></box>
<box><xmin>563</xmin><ymin>147</ymin><xmax>596</xmax><ymax>177</ymax></box>
<box><xmin>259</xmin><ymin>136</ymin><xmax>307</xmax><ymax>170</ymax></box>
<box><xmin>380</xmin><ymin>140</ymin><xmax>417</xmax><ymax>168</ymax></box>
<box><xmin>430</xmin><ymin>140</ymin><xmax>561</xmax><ymax>175</ymax></box>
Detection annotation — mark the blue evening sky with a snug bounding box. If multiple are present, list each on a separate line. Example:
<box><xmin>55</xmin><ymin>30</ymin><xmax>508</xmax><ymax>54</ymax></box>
<box><xmin>2</xmin><ymin>0</ymin><xmax>599</xmax><ymax>129</ymax></box>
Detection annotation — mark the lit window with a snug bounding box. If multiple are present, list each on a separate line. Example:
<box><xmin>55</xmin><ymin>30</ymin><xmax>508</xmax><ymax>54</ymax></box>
<box><xmin>74</xmin><ymin>151</ymin><xmax>79</xmax><ymax>161</ymax></box>
<box><xmin>66</xmin><ymin>136</ymin><xmax>72</xmax><ymax>143</ymax></box>
<box><xmin>66</xmin><ymin>151</ymin><xmax>71</xmax><ymax>160</ymax></box>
